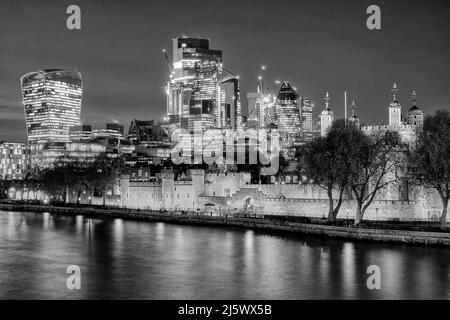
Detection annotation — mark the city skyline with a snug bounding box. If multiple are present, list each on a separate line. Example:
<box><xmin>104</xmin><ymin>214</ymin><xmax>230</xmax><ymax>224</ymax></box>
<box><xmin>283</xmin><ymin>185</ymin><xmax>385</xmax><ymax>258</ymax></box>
<box><xmin>1</xmin><ymin>0</ymin><xmax>449</xmax><ymax>143</ymax></box>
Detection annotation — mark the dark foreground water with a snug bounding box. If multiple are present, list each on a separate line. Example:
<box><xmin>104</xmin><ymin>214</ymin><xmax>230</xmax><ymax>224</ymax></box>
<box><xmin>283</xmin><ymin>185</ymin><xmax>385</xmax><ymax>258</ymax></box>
<box><xmin>0</xmin><ymin>211</ymin><xmax>449</xmax><ymax>299</ymax></box>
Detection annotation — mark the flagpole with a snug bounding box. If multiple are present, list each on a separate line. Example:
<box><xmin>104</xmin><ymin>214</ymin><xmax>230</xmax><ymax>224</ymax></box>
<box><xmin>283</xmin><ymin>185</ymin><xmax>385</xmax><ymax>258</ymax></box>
<box><xmin>344</xmin><ymin>91</ymin><xmax>347</xmax><ymax>125</ymax></box>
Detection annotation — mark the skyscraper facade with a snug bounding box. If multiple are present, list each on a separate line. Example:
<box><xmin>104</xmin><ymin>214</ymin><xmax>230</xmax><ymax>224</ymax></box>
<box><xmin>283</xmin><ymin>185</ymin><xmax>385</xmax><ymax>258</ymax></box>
<box><xmin>166</xmin><ymin>37</ymin><xmax>223</xmax><ymax>132</ymax></box>
<box><xmin>21</xmin><ymin>69</ymin><xmax>82</xmax><ymax>144</ymax></box>
<box><xmin>275</xmin><ymin>82</ymin><xmax>302</xmax><ymax>152</ymax></box>
<box><xmin>300</xmin><ymin>97</ymin><xmax>313</xmax><ymax>142</ymax></box>
<box><xmin>220</xmin><ymin>76</ymin><xmax>242</xmax><ymax>130</ymax></box>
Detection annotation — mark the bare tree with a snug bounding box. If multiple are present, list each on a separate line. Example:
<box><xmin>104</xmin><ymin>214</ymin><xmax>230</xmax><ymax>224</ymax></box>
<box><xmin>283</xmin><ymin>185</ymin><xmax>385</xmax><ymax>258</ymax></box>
<box><xmin>409</xmin><ymin>110</ymin><xmax>450</xmax><ymax>229</ymax></box>
<box><xmin>350</xmin><ymin>132</ymin><xmax>405</xmax><ymax>224</ymax></box>
<box><xmin>301</xmin><ymin>120</ymin><xmax>367</xmax><ymax>222</ymax></box>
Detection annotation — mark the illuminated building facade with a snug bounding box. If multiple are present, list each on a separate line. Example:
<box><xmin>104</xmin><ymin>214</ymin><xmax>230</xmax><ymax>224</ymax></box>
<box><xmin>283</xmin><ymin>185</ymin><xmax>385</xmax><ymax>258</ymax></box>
<box><xmin>29</xmin><ymin>142</ymin><xmax>106</xmax><ymax>170</ymax></box>
<box><xmin>69</xmin><ymin>125</ymin><xmax>92</xmax><ymax>141</ymax></box>
<box><xmin>275</xmin><ymin>82</ymin><xmax>302</xmax><ymax>152</ymax></box>
<box><xmin>93</xmin><ymin>123</ymin><xmax>124</xmax><ymax>139</ymax></box>
<box><xmin>0</xmin><ymin>142</ymin><xmax>29</xmax><ymax>180</ymax></box>
<box><xmin>167</xmin><ymin>37</ymin><xmax>222</xmax><ymax>132</ymax></box>
<box><xmin>21</xmin><ymin>69</ymin><xmax>82</xmax><ymax>144</ymax></box>
<box><xmin>300</xmin><ymin>97</ymin><xmax>313</xmax><ymax>142</ymax></box>
<box><xmin>219</xmin><ymin>76</ymin><xmax>242</xmax><ymax>130</ymax></box>
<box><xmin>246</xmin><ymin>91</ymin><xmax>262</xmax><ymax>129</ymax></box>
<box><xmin>247</xmin><ymin>88</ymin><xmax>276</xmax><ymax>130</ymax></box>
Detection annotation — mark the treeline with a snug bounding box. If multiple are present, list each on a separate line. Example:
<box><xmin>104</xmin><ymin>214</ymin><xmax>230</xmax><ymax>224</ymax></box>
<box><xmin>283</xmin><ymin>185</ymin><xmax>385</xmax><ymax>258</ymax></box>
<box><xmin>6</xmin><ymin>155</ymin><xmax>125</xmax><ymax>206</ymax></box>
<box><xmin>299</xmin><ymin>110</ymin><xmax>450</xmax><ymax>228</ymax></box>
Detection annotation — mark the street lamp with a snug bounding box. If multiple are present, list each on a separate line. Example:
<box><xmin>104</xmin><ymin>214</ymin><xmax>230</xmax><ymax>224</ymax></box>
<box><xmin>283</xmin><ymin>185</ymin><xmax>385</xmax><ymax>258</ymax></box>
<box><xmin>322</xmin><ymin>204</ymin><xmax>325</xmax><ymax>219</ymax></box>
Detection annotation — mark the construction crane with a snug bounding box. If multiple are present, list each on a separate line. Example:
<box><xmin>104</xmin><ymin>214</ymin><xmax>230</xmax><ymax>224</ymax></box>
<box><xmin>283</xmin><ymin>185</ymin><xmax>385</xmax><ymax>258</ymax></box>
<box><xmin>161</xmin><ymin>49</ymin><xmax>172</xmax><ymax>73</ymax></box>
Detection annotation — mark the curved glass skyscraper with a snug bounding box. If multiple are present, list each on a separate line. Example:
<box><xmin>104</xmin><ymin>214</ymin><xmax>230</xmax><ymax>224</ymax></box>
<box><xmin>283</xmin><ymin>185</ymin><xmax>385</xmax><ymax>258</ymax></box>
<box><xmin>21</xmin><ymin>69</ymin><xmax>82</xmax><ymax>144</ymax></box>
<box><xmin>275</xmin><ymin>82</ymin><xmax>302</xmax><ymax>153</ymax></box>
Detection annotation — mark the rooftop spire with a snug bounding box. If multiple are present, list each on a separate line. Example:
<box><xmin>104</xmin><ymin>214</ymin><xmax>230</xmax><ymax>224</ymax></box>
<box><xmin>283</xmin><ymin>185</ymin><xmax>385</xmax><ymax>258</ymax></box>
<box><xmin>351</xmin><ymin>100</ymin><xmax>357</xmax><ymax>117</ymax></box>
<box><xmin>411</xmin><ymin>90</ymin><xmax>417</xmax><ymax>106</ymax></box>
<box><xmin>391</xmin><ymin>83</ymin><xmax>399</xmax><ymax>101</ymax></box>
<box><xmin>324</xmin><ymin>92</ymin><xmax>330</xmax><ymax>109</ymax></box>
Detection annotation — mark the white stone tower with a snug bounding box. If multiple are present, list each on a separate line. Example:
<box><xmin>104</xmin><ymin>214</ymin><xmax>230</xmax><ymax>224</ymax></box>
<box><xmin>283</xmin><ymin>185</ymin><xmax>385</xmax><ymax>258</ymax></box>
<box><xmin>320</xmin><ymin>92</ymin><xmax>334</xmax><ymax>137</ymax></box>
<box><xmin>389</xmin><ymin>83</ymin><xmax>402</xmax><ymax>127</ymax></box>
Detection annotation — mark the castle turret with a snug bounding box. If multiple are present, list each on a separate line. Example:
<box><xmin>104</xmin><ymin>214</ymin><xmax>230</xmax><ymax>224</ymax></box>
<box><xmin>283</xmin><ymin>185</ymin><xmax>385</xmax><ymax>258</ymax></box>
<box><xmin>406</xmin><ymin>91</ymin><xmax>424</xmax><ymax>126</ymax></box>
<box><xmin>348</xmin><ymin>101</ymin><xmax>360</xmax><ymax>128</ymax></box>
<box><xmin>161</xmin><ymin>169</ymin><xmax>175</xmax><ymax>209</ymax></box>
<box><xmin>389</xmin><ymin>83</ymin><xmax>402</xmax><ymax>127</ymax></box>
<box><xmin>319</xmin><ymin>92</ymin><xmax>334</xmax><ymax>137</ymax></box>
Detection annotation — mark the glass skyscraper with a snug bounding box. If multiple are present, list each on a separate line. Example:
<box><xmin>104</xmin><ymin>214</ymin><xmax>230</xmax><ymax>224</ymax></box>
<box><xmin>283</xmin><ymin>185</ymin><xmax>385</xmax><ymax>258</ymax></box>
<box><xmin>219</xmin><ymin>75</ymin><xmax>242</xmax><ymax>130</ymax></box>
<box><xmin>166</xmin><ymin>37</ymin><xmax>222</xmax><ymax>132</ymax></box>
<box><xmin>275</xmin><ymin>82</ymin><xmax>302</xmax><ymax>153</ymax></box>
<box><xmin>21</xmin><ymin>69</ymin><xmax>82</xmax><ymax>144</ymax></box>
<box><xmin>300</xmin><ymin>97</ymin><xmax>313</xmax><ymax>142</ymax></box>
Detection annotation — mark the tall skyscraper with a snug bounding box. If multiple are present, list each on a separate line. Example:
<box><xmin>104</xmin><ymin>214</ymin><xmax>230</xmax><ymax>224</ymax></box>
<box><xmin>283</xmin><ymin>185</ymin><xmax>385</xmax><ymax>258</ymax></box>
<box><xmin>21</xmin><ymin>69</ymin><xmax>82</xmax><ymax>144</ymax></box>
<box><xmin>166</xmin><ymin>37</ymin><xmax>222</xmax><ymax>132</ymax></box>
<box><xmin>220</xmin><ymin>75</ymin><xmax>242</xmax><ymax>130</ymax></box>
<box><xmin>246</xmin><ymin>91</ymin><xmax>261</xmax><ymax>129</ymax></box>
<box><xmin>275</xmin><ymin>82</ymin><xmax>302</xmax><ymax>152</ymax></box>
<box><xmin>300</xmin><ymin>97</ymin><xmax>313</xmax><ymax>142</ymax></box>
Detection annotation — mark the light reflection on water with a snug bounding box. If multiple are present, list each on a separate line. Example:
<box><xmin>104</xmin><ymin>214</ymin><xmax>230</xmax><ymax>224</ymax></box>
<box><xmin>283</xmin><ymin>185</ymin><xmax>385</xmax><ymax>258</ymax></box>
<box><xmin>0</xmin><ymin>211</ymin><xmax>449</xmax><ymax>299</ymax></box>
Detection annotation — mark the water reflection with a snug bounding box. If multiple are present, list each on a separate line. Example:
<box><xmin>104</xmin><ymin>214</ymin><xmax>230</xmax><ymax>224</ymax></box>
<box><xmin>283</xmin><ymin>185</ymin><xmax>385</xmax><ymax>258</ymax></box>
<box><xmin>0</xmin><ymin>211</ymin><xmax>449</xmax><ymax>299</ymax></box>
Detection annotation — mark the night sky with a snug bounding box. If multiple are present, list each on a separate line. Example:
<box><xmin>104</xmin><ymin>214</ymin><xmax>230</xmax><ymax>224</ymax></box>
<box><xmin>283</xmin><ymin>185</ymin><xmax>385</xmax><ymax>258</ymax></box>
<box><xmin>0</xmin><ymin>0</ymin><xmax>449</xmax><ymax>142</ymax></box>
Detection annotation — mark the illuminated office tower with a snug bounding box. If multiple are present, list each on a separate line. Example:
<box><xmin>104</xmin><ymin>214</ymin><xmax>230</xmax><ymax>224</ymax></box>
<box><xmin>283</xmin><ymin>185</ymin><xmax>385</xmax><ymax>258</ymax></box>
<box><xmin>21</xmin><ymin>69</ymin><xmax>82</xmax><ymax>144</ymax></box>
<box><xmin>167</xmin><ymin>37</ymin><xmax>222</xmax><ymax>132</ymax></box>
<box><xmin>246</xmin><ymin>91</ymin><xmax>262</xmax><ymax>129</ymax></box>
<box><xmin>249</xmin><ymin>93</ymin><xmax>277</xmax><ymax>129</ymax></box>
<box><xmin>275</xmin><ymin>82</ymin><xmax>302</xmax><ymax>151</ymax></box>
<box><xmin>300</xmin><ymin>97</ymin><xmax>313</xmax><ymax>141</ymax></box>
<box><xmin>220</xmin><ymin>75</ymin><xmax>242</xmax><ymax>130</ymax></box>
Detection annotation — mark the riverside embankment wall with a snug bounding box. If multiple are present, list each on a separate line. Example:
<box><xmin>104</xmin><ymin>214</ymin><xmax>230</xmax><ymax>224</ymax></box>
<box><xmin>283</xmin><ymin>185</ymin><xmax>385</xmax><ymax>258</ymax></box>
<box><xmin>1</xmin><ymin>203</ymin><xmax>449</xmax><ymax>247</ymax></box>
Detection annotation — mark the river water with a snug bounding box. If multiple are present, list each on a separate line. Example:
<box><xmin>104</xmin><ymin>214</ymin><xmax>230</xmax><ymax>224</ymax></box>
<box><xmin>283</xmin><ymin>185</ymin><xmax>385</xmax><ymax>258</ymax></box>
<box><xmin>0</xmin><ymin>210</ymin><xmax>449</xmax><ymax>299</ymax></box>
